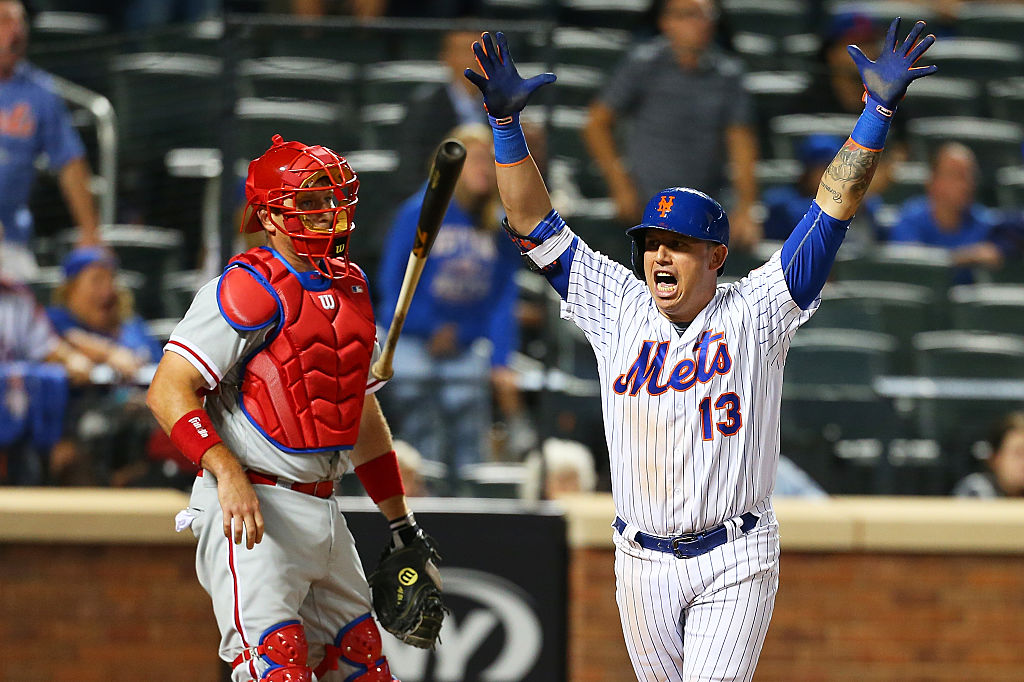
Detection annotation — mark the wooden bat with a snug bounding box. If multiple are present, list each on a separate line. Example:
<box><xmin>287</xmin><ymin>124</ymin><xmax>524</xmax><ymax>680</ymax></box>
<box><xmin>371</xmin><ymin>139</ymin><xmax>467</xmax><ymax>381</ymax></box>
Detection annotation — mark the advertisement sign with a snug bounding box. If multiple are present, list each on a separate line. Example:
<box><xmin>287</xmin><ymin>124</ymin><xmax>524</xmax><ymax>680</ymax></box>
<box><xmin>340</xmin><ymin>498</ymin><xmax>568</xmax><ymax>682</ymax></box>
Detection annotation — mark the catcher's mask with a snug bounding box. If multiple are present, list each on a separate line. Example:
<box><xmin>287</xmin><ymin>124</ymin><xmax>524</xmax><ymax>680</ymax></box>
<box><xmin>241</xmin><ymin>134</ymin><xmax>359</xmax><ymax>279</ymax></box>
<box><xmin>625</xmin><ymin>187</ymin><xmax>730</xmax><ymax>279</ymax></box>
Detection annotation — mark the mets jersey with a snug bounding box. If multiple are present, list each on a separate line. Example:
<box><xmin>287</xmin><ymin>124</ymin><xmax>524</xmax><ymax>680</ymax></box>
<box><xmin>529</xmin><ymin>214</ymin><xmax>817</xmax><ymax>536</ymax></box>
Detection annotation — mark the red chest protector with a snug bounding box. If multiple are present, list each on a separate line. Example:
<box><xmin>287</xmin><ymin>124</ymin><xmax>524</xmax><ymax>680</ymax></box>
<box><xmin>217</xmin><ymin>247</ymin><xmax>376</xmax><ymax>453</ymax></box>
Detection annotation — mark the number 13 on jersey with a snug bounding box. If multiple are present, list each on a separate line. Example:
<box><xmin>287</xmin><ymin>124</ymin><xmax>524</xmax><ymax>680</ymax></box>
<box><xmin>699</xmin><ymin>392</ymin><xmax>742</xmax><ymax>441</ymax></box>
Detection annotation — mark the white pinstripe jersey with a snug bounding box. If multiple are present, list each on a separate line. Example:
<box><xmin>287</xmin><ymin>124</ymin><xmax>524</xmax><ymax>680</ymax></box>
<box><xmin>557</xmin><ymin>233</ymin><xmax>815</xmax><ymax>537</ymax></box>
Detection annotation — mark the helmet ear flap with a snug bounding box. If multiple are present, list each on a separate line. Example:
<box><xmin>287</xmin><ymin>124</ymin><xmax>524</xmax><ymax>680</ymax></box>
<box><xmin>629</xmin><ymin>231</ymin><xmax>645</xmax><ymax>281</ymax></box>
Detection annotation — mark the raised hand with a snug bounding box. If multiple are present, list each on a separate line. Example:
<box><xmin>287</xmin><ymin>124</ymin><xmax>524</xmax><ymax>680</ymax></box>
<box><xmin>847</xmin><ymin>17</ymin><xmax>938</xmax><ymax>109</ymax></box>
<box><xmin>463</xmin><ymin>31</ymin><xmax>556</xmax><ymax>119</ymax></box>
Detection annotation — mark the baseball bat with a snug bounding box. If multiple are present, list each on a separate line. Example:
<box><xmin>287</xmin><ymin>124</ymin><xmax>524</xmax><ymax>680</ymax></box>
<box><xmin>371</xmin><ymin>139</ymin><xmax>467</xmax><ymax>381</ymax></box>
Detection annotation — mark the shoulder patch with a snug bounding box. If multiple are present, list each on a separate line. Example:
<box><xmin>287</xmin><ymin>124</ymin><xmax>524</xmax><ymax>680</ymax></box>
<box><xmin>217</xmin><ymin>266</ymin><xmax>279</xmax><ymax>331</ymax></box>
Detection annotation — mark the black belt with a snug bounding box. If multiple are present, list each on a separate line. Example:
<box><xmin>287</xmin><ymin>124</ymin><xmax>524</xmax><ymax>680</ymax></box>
<box><xmin>613</xmin><ymin>512</ymin><xmax>760</xmax><ymax>559</ymax></box>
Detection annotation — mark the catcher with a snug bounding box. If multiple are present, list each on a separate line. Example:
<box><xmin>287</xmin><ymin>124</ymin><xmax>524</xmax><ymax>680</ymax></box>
<box><xmin>147</xmin><ymin>135</ymin><xmax>444</xmax><ymax>682</ymax></box>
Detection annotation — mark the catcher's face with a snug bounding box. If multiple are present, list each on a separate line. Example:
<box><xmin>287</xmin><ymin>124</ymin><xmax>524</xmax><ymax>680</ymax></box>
<box><xmin>642</xmin><ymin>229</ymin><xmax>726</xmax><ymax>322</ymax></box>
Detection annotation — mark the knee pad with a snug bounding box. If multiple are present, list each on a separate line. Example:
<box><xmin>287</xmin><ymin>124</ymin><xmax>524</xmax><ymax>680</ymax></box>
<box><xmin>233</xmin><ymin>620</ymin><xmax>312</xmax><ymax>682</ymax></box>
<box><xmin>313</xmin><ymin>613</ymin><xmax>393</xmax><ymax>681</ymax></box>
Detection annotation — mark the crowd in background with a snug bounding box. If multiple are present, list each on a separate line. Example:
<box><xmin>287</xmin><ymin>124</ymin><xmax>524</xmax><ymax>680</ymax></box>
<box><xmin>2</xmin><ymin>0</ymin><xmax>1024</xmax><ymax>498</ymax></box>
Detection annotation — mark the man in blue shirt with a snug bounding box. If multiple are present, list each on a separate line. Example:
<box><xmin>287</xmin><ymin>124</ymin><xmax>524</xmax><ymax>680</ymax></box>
<box><xmin>889</xmin><ymin>142</ymin><xmax>1001</xmax><ymax>275</ymax></box>
<box><xmin>377</xmin><ymin>123</ymin><xmax>529</xmax><ymax>484</ymax></box>
<box><xmin>0</xmin><ymin>1</ymin><xmax>100</xmax><ymax>280</ymax></box>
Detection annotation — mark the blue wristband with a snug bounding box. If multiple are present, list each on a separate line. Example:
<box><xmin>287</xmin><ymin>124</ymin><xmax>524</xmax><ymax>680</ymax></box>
<box><xmin>850</xmin><ymin>94</ymin><xmax>894</xmax><ymax>151</ymax></box>
<box><xmin>488</xmin><ymin>113</ymin><xmax>529</xmax><ymax>166</ymax></box>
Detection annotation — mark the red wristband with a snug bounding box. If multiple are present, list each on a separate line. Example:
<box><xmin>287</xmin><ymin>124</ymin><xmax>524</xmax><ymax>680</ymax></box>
<box><xmin>170</xmin><ymin>409</ymin><xmax>223</xmax><ymax>467</ymax></box>
<box><xmin>354</xmin><ymin>450</ymin><xmax>405</xmax><ymax>504</ymax></box>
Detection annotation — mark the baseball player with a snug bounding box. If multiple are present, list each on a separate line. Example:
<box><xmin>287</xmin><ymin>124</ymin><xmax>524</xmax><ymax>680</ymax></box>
<box><xmin>147</xmin><ymin>135</ymin><xmax>442</xmax><ymax>681</ymax></box>
<box><xmin>465</xmin><ymin>20</ymin><xmax>936</xmax><ymax>681</ymax></box>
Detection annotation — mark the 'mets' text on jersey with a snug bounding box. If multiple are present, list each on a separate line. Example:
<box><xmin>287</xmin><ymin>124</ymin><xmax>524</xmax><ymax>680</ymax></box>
<box><xmin>560</xmin><ymin>238</ymin><xmax>815</xmax><ymax>537</ymax></box>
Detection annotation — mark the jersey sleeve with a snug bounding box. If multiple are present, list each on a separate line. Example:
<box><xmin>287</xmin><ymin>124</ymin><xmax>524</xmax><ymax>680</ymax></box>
<box><xmin>163</xmin><ymin>277</ymin><xmax>269</xmax><ymax>390</ymax></box>
<box><xmin>733</xmin><ymin>251</ymin><xmax>817</xmax><ymax>361</ymax></box>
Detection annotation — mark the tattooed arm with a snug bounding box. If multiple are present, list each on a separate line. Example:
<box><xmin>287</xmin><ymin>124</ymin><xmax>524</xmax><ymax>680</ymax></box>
<box><xmin>814</xmin><ymin>139</ymin><xmax>882</xmax><ymax>221</ymax></box>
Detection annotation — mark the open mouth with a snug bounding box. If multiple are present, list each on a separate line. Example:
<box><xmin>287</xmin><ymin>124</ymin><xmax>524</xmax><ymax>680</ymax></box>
<box><xmin>653</xmin><ymin>271</ymin><xmax>677</xmax><ymax>295</ymax></box>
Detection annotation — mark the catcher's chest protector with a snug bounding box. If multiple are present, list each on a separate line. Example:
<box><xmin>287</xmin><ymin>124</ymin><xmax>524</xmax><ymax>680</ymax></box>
<box><xmin>223</xmin><ymin>248</ymin><xmax>375</xmax><ymax>452</ymax></box>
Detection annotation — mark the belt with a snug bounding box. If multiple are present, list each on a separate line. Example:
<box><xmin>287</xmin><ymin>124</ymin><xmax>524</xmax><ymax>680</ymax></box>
<box><xmin>613</xmin><ymin>512</ymin><xmax>760</xmax><ymax>559</ymax></box>
<box><xmin>198</xmin><ymin>468</ymin><xmax>336</xmax><ymax>499</ymax></box>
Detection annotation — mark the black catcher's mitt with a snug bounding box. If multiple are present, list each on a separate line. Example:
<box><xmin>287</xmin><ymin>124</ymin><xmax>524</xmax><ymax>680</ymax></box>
<box><xmin>368</xmin><ymin>533</ymin><xmax>446</xmax><ymax>649</ymax></box>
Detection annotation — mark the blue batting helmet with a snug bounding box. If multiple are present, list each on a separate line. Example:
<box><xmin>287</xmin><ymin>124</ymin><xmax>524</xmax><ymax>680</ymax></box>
<box><xmin>625</xmin><ymin>187</ymin><xmax>730</xmax><ymax>280</ymax></box>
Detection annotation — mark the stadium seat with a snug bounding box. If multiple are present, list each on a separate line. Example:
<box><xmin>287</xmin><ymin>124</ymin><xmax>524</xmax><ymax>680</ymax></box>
<box><xmin>234</xmin><ymin>97</ymin><xmax>351</xmax><ymax>164</ymax></box>
<box><xmin>879</xmin><ymin>161</ymin><xmax>928</xmax><ymax>206</ymax></box>
<box><xmin>562</xmin><ymin>199</ymin><xmax>630</xmax><ymax>269</ymax></box>
<box><xmin>137</xmin><ymin>18</ymin><xmax>227</xmax><ymax>57</ymax></box>
<box><xmin>994</xmin><ymin>166</ymin><xmax>1024</xmax><ymax>213</ymax></box>
<box><xmin>721</xmin><ymin>0</ymin><xmax>812</xmax><ymax>38</ymax></box>
<box><xmin>161</xmin><ymin>270</ymin><xmax>203</xmax><ymax>320</ymax></box>
<box><xmin>550</xmin><ymin>64</ymin><xmax>605</xmax><ymax>108</ymax></box>
<box><xmin>948</xmin><ymin>284</ymin><xmax>1024</xmax><ymax>336</ymax></box>
<box><xmin>898</xmin><ymin>77</ymin><xmax>982</xmax><ymax>120</ymax></box>
<box><xmin>28</xmin><ymin>11</ymin><xmax>114</xmax><ymax>96</ymax></box>
<box><xmin>111</xmin><ymin>52</ymin><xmax>224</xmax><ymax>168</ymax></box>
<box><xmin>359</xmin><ymin>103</ymin><xmax>405</xmax><ymax>151</ymax></box>
<box><xmin>238</xmin><ymin>58</ymin><xmax>359</xmax><ymax>114</ymax></box>
<box><xmin>743</xmin><ymin>71</ymin><xmax>813</xmax><ymax>140</ymax></box>
<box><xmin>361</xmin><ymin>61</ymin><xmax>449</xmax><ymax>105</ymax></box>
<box><xmin>558</xmin><ymin>0</ymin><xmax>652</xmax><ymax>31</ymax></box>
<box><xmin>479</xmin><ymin>0</ymin><xmax>552</xmax><ymax>20</ymax></box>
<box><xmin>785</xmin><ymin>328</ymin><xmax>897</xmax><ymax>388</ymax></box>
<box><xmin>547</xmin><ymin>105</ymin><xmax>590</xmax><ymax>167</ymax></box>
<box><xmin>825</xmin><ymin>2</ymin><xmax>938</xmax><ymax>26</ymax></box>
<box><xmin>768</xmin><ymin>113</ymin><xmax>859</xmax><ymax>160</ymax></box>
<box><xmin>831</xmin><ymin>244</ymin><xmax>955</xmax><ymax>300</ymax></box>
<box><xmin>987</xmin><ymin>78</ymin><xmax>1024</xmax><ymax>126</ymax></box>
<box><xmin>956</xmin><ymin>2</ymin><xmax>1024</xmax><ymax>45</ymax></box>
<box><xmin>731</xmin><ymin>32</ymin><xmax>783</xmax><ymax>71</ymax></box>
<box><xmin>919</xmin><ymin>38</ymin><xmax>1024</xmax><ymax>84</ymax></box>
<box><xmin>552</xmin><ymin>27</ymin><xmax>631</xmax><ymax>73</ymax></box>
<box><xmin>460</xmin><ymin>462</ymin><xmax>528</xmax><ymax>498</ymax></box>
<box><xmin>342</xmin><ymin>149</ymin><xmax>401</xmax><ymax>273</ymax></box>
<box><xmin>911</xmin><ymin>330</ymin><xmax>1024</xmax><ymax>378</ymax></box>
<box><xmin>754</xmin><ymin>159</ymin><xmax>801</xmax><ymax>194</ymax></box>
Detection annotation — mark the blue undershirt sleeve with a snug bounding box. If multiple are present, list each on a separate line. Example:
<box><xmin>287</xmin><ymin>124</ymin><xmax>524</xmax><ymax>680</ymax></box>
<box><xmin>780</xmin><ymin>201</ymin><xmax>852</xmax><ymax>310</ymax></box>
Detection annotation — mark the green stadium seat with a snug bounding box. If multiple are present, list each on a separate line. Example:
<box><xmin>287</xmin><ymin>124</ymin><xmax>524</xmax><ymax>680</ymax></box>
<box><xmin>138</xmin><ymin>18</ymin><xmax>228</xmax><ymax>57</ymax></box>
<box><xmin>238</xmin><ymin>58</ymin><xmax>359</xmax><ymax>114</ymax></box>
<box><xmin>879</xmin><ymin>161</ymin><xmax>928</xmax><ymax>206</ymax></box>
<box><xmin>994</xmin><ymin>166</ymin><xmax>1024</xmax><ymax>213</ymax></box>
<box><xmin>743</xmin><ymin>71</ymin><xmax>813</xmax><ymax>140</ymax></box>
<box><xmin>342</xmin><ymin>149</ymin><xmax>401</xmax><ymax>273</ymax></box>
<box><xmin>479</xmin><ymin>0</ymin><xmax>551</xmax><ymax>20</ymax></box>
<box><xmin>359</xmin><ymin>103</ymin><xmax>405</xmax><ymax>151</ymax></box>
<box><xmin>460</xmin><ymin>462</ymin><xmax>527</xmax><ymax>498</ymax></box>
<box><xmin>721</xmin><ymin>0</ymin><xmax>812</xmax><ymax>38</ymax></box>
<box><xmin>162</xmin><ymin>270</ymin><xmax>203</xmax><ymax>320</ymax></box>
<box><xmin>825</xmin><ymin>2</ymin><xmax>938</xmax><ymax>27</ymax></box>
<box><xmin>988</xmin><ymin>78</ymin><xmax>1024</xmax><ymax>128</ymax></box>
<box><xmin>234</xmin><ymin>97</ymin><xmax>352</xmax><ymax>164</ymax></box>
<box><xmin>957</xmin><ymin>3</ymin><xmax>1024</xmax><ymax>46</ymax></box>
<box><xmin>831</xmin><ymin>244</ymin><xmax>955</xmax><ymax>300</ymax></box>
<box><xmin>563</xmin><ymin>199</ymin><xmax>631</xmax><ymax>269</ymax></box>
<box><xmin>898</xmin><ymin>77</ymin><xmax>983</xmax><ymax>120</ymax></box>
<box><xmin>28</xmin><ymin>11</ymin><xmax>114</xmax><ymax>96</ymax></box>
<box><xmin>755</xmin><ymin>159</ymin><xmax>801</xmax><ymax>194</ymax></box>
<box><xmin>552</xmin><ymin>27</ymin><xmax>630</xmax><ymax>73</ymax></box>
<box><xmin>550</xmin><ymin>64</ymin><xmax>605</xmax><ymax>108</ymax></box>
<box><xmin>559</xmin><ymin>0</ymin><xmax>652</xmax><ymax>31</ymax></box>
<box><xmin>785</xmin><ymin>328</ymin><xmax>897</xmax><ymax>388</ymax></box>
<box><xmin>912</xmin><ymin>330</ymin><xmax>1024</xmax><ymax>378</ymax></box>
<box><xmin>731</xmin><ymin>32</ymin><xmax>784</xmax><ymax>72</ymax></box>
<box><xmin>548</xmin><ymin>105</ymin><xmax>590</xmax><ymax>168</ymax></box>
<box><xmin>768</xmin><ymin>113</ymin><xmax>859</xmax><ymax>160</ymax></box>
<box><xmin>906</xmin><ymin>118</ymin><xmax>1024</xmax><ymax>195</ymax></box>
<box><xmin>920</xmin><ymin>38</ymin><xmax>1024</xmax><ymax>84</ymax></box>
<box><xmin>361</xmin><ymin>61</ymin><xmax>448</xmax><ymax>105</ymax></box>
<box><xmin>948</xmin><ymin>284</ymin><xmax>1024</xmax><ymax>336</ymax></box>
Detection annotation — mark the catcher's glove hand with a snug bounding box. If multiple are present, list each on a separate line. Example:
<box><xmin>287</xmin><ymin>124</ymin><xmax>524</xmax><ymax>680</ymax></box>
<box><xmin>368</xmin><ymin>531</ymin><xmax>446</xmax><ymax>649</ymax></box>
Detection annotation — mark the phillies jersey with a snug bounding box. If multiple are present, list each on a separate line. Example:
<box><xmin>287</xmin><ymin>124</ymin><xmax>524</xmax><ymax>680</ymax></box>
<box><xmin>165</xmin><ymin>264</ymin><xmax>386</xmax><ymax>483</ymax></box>
<box><xmin>534</xmin><ymin>227</ymin><xmax>815</xmax><ymax>537</ymax></box>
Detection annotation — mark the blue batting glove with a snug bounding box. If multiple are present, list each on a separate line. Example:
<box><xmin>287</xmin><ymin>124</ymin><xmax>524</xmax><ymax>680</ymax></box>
<box><xmin>463</xmin><ymin>31</ymin><xmax>556</xmax><ymax>119</ymax></box>
<box><xmin>847</xmin><ymin>17</ymin><xmax>938</xmax><ymax>109</ymax></box>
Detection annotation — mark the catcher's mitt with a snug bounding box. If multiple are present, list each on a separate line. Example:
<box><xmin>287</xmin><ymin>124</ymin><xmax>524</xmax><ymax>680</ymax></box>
<box><xmin>368</xmin><ymin>532</ymin><xmax>446</xmax><ymax>649</ymax></box>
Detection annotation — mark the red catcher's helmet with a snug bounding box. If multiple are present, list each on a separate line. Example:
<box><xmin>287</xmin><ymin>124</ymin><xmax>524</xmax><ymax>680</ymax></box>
<box><xmin>241</xmin><ymin>134</ymin><xmax>359</xmax><ymax>278</ymax></box>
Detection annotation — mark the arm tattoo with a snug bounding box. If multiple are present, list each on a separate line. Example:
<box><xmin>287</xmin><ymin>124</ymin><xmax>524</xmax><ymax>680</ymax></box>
<box><xmin>822</xmin><ymin>140</ymin><xmax>881</xmax><ymax>205</ymax></box>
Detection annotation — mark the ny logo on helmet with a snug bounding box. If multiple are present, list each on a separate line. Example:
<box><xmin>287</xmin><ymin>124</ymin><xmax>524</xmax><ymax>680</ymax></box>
<box><xmin>657</xmin><ymin>195</ymin><xmax>674</xmax><ymax>217</ymax></box>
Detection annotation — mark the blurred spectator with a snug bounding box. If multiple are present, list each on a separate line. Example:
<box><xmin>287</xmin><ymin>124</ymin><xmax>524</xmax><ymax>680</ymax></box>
<box><xmin>377</xmin><ymin>123</ymin><xmax>532</xmax><ymax>483</ymax></box>
<box><xmin>584</xmin><ymin>0</ymin><xmax>760</xmax><ymax>247</ymax></box>
<box><xmin>395</xmin><ymin>27</ymin><xmax>486</xmax><ymax>197</ymax></box>
<box><xmin>0</xmin><ymin>265</ymin><xmax>94</xmax><ymax>484</ymax></box>
<box><xmin>953</xmin><ymin>412</ymin><xmax>1024</xmax><ymax>498</ymax></box>
<box><xmin>523</xmin><ymin>437</ymin><xmax>598</xmax><ymax>501</ymax></box>
<box><xmin>762</xmin><ymin>134</ymin><xmax>880</xmax><ymax>246</ymax></box>
<box><xmin>286</xmin><ymin>0</ymin><xmax>478</xmax><ymax>18</ymax></box>
<box><xmin>47</xmin><ymin>247</ymin><xmax>163</xmax><ymax>376</ymax></box>
<box><xmin>393</xmin><ymin>438</ymin><xmax>427</xmax><ymax>497</ymax></box>
<box><xmin>44</xmin><ymin>247</ymin><xmax>170</xmax><ymax>487</ymax></box>
<box><xmin>0</xmin><ymin>0</ymin><xmax>101</xmax><ymax>281</ymax></box>
<box><xmin>888</xmin><ymin>142</ymin><xmax>1001</xmax><ymax>277</ymax></box>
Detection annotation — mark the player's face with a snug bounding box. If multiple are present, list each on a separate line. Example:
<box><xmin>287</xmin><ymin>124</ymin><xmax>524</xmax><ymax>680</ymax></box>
<box><xmin>642</xmin><ymin>229</ymin><xmax>725</xmax><ymax>322</ymax></box>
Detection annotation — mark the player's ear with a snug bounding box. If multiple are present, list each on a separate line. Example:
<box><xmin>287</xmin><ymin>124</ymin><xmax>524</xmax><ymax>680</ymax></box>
<box><xmin>257</xmin><ymin>207</ymin><xmax>276</xmax><ymax>233</ymax></box>
<box><xmin>709</xmin><ymin>244</ymin><xmax>728</xmax><ymax>272</ymax></box>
